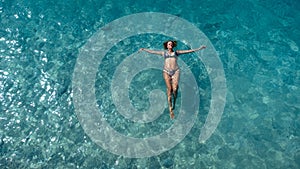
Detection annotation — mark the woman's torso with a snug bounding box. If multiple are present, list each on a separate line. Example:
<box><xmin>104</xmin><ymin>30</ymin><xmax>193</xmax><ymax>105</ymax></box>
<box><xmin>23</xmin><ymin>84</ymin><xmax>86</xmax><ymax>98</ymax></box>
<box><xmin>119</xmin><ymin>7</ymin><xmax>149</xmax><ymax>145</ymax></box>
<box><xmin>163</xmin><ymin>51</ymin><xmax>179</xmax><ymax>70</ymax></box>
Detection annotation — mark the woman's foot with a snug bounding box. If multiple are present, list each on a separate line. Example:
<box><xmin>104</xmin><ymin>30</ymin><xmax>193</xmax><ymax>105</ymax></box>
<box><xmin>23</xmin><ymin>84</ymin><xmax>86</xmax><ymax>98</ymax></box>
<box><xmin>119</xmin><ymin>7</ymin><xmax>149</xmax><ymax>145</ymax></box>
<box><xmin>169</xmin><ymin>108</ymin><xmax>175</xmax><ymax>119</ymax></box>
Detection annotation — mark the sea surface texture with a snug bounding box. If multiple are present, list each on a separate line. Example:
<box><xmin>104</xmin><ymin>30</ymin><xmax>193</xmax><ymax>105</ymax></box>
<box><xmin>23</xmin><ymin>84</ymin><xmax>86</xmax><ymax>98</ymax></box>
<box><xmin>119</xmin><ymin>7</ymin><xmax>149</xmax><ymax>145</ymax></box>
<box><xmin>0</xmin><ymin>0</ymin><xmax>299</xmax><ymax>168</ymax></box>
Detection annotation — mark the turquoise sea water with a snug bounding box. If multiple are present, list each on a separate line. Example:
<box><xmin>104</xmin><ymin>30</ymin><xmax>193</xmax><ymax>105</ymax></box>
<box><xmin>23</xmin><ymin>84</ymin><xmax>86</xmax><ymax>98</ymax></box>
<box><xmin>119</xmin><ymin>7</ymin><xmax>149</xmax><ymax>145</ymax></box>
<box><xmin>1</xmin><ymin>0</ymin><xmax>299</xmax><ymax>168</ymax></box>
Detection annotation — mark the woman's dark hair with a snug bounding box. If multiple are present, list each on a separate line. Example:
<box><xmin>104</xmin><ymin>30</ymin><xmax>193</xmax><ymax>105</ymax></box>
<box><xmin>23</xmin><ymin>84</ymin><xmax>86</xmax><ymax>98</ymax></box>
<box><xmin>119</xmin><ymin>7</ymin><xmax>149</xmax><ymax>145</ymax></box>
<box><xmin>163</xmin><ymin>40</ymin><xmax>177</xmax><ymax>49</ymax></box>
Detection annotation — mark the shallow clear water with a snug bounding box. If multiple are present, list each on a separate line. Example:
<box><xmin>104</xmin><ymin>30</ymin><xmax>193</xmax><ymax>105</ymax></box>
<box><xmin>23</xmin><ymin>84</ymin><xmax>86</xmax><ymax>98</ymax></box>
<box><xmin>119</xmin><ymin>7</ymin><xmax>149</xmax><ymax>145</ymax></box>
<box><xmin>1</xmin><ymin>0</ymin><xmax>299</xmax><ymax>168</ymax></box>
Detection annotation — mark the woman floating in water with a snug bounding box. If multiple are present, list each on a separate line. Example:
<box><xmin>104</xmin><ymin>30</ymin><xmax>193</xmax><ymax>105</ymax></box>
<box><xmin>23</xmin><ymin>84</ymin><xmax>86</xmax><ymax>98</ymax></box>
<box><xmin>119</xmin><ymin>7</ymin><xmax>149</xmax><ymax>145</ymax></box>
<box><xmin>140</xmin><ymin>40</ymin><xmax>206</xmax><ymax>119</ymax></box>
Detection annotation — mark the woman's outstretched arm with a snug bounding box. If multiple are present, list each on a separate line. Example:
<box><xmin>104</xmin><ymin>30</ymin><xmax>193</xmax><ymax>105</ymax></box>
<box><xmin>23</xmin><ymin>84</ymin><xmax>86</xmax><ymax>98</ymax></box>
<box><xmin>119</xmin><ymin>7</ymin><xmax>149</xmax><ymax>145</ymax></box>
<box><xmin>139</xmin><ymin>48</ymin><xmax>164</xmax><ymax>56</ymax></box>
<box><xmin>176</xmin><ymin>45</ymin><xmax>206</xmax><ymax>55</ymax></box>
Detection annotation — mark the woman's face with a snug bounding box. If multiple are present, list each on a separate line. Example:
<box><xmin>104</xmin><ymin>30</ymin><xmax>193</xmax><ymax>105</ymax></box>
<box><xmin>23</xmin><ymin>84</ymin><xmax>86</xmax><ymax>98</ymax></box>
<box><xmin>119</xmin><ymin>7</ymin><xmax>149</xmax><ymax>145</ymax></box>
<box><xmin>167</xmin><ymin>41</ymin><xmax>173</xmax><ymax>49</ymax></box>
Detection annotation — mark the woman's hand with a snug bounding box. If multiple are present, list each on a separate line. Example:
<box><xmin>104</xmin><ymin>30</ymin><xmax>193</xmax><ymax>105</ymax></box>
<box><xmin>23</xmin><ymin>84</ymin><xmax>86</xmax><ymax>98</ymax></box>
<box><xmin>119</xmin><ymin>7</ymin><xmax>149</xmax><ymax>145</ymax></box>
<box><xmin>199</xmin><ymin>45</ymin><xmax>206</xmax><ymax>50</ymax></box>
<box><xmin>138</xmin><ymin>48</ymin><xmax>145</xmax><ymax>53</ymax></box>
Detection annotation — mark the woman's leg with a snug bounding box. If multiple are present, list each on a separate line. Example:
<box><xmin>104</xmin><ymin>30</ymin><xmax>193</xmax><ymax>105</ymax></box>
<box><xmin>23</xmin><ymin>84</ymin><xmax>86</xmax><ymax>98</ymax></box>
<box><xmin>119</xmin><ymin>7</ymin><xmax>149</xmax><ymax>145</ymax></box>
<box><xmin>171</xmin><ymin>70</ymin><xmax>180</xmax><ymax>110</ymax></box>
<box><xmin>163</xmin><ymin>72</ymin><xmax>174</xmax><ymax>119</ymax></box>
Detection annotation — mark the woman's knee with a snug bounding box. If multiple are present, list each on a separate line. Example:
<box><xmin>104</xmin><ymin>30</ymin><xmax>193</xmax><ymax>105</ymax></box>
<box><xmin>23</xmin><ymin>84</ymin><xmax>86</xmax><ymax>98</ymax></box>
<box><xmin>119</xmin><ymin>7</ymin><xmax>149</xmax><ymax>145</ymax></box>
<box><xmin>173</xmin><ymin>85</ymin><xmax>178</xmax><ymax>92</ymax></box>
<box><xmin>166</xmin><ymin>88</ymin><xmax>172</xmax><ymax>96</ymax></box>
